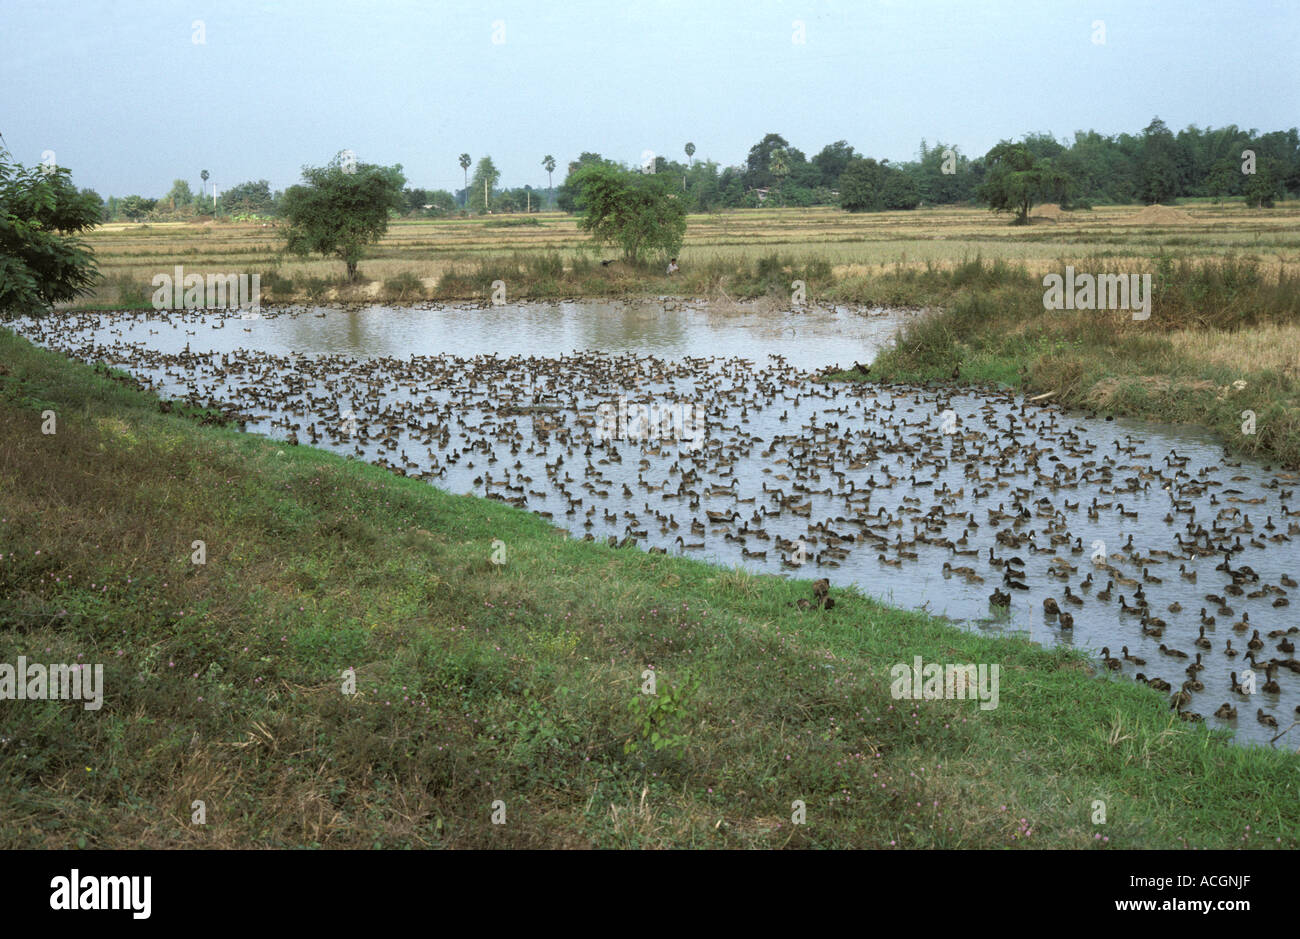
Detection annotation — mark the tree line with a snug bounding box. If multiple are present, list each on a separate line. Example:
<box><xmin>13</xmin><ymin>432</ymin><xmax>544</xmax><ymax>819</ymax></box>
<box><xmin>626</xmin><ymin>118</ymin><xmax>1295</xmax><ymax>212</ymax></box>
<box><xmin>6</xmin><ymin>114</ymin><xmax>1296</xmax><ymax>313</ymax></box>
<box><xmin>85</xmin><ymin>116</ymin><xmax>1296</xmax><ymax>224</ymax></box>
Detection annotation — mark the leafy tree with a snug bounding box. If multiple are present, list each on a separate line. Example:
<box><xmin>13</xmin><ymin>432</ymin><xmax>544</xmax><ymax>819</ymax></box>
<box><xmin>977</xmin><ymin>141</ymin><xmax>1066</xmax><ymax>223</ymax></box>
<box><xmin>165</xmin><ymin>179</ymin><xmax>194</xmax><ymax>210</ymax></box>
<box><xmin>881</xmin><ymin>170</ymin><xmax>920</xmax><ymax>209</ymax></box>
<box><xmin>494</xmin><ymin>190</ymin><xmax>521</xmax><ymax>213</ymax></box>
<box><xmin>1244</xmin><ymin>159</ymin><xmax>1283</xmax><ymax>207</ymax></box>
<box><xmin>719</xmin><ymin>169</ymin><xmax>746</xmax><ymax>207</ymax></box>
<box><xmin>1036</xmin><ymin>158</ymin><xmax>1074</xmax><ymax>206</ymax></box>
<box><xmin>280</xmin><ymin>151</ymin><xmax>406</xmax><ymax>281</ymax></box>
<box><xmin>744</xmin><ymin>133</ymin><xmax>791</xmax><ymax>189</ymax></box>
<box><xmin>898</xmin><ymin>141</ymin><xmax>975</xmax><ymax>205</ymax></box>
<box><xmin>424</xmin><ymin>190</ymin><xmax>458</xmax><ymax>215</ymax></box>
<box><xmin>787</xmin><ymin>161</ymin><xmax>823</xmax><ymax>192</ymax></box>
<box><xmin>404</xmin><ymin>187</ymin><xmax>430</xmax><ymax>214</ymax></box>
<box><xmin>468</xmin><ymin>156</ymin><xmax>500</xmax><ymax>213</ymax></box>
<box><xmin>219</xmin><ymin>179</ymin><xmax>275</xmax><ymax>215</ymax></box>
<box><xmin>781</xmin><ymin>186</ymin><xmax>816</xmax><ymax>207</ymax></box>
<box><xmin>689</xmin><ymin>170</ymin><xmax>722</xmax><ymax>212</ymax></box>
<box><xmin>80</xmin><ymin>188</ymin><xmax>106</xmax><ymax>222</ymax></box>
<box><xmin>120</xmin><ymin>195</ymin><xmax>156</xmax><ymax>220</ymax></box>
<box><xmin>1057</xmin><ymin>130</ymin><xmax>1136</xmax><ymax>204</ymax></box>
<box><xmin>812</xmin><ymin>140</ymin><xmax>858</xmax><ymax>189</ymax></box>
<box><xmin>838</xmin><ymin>158</ymin><xmax>920</xmax><ymax>211</ymax></box>
<box><xmin>1205</xmin><ymin>158</ymin><xmax>1239</xmax><ymax>201</ymax></box>
<box><xmin>571</xmin><ymin>164</ymin><xmax>686</xmax><ymax>263</ymax></box>
<box><xmin>1020</xmin><ymin>131</ymin><xmax>1066</xmax><ymax>161</ymax></box>
<box><xmin>557</xmin><ymin>152</ymin><xmax>617</xmax><ymax>212</ymax></box>
<box><xmin>1139</xmin><ymin>117</ymin><xmax>1181</xmax><ymax>204</ymax></box>
<box><xmin>0</xmin><ymin>147</ymin><xmax>101</xmax><ymax>318</ymax></box>
<box><xmin>838</xmin><ymin>158</ymin><xmax>890</xmax><ymax>212</ymax></box>
<box><xmin>403</xmin><ymin>188</ymin><xmax>458</xmax><ymax>215</ymax></box>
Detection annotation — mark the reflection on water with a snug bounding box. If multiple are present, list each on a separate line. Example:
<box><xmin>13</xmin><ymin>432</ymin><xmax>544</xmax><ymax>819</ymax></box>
<box><xmin>38</xmin><ymin>299</ymin><xmax>913</xmax><ymax>373</ymax></box>
<box><xmin>17</xmin><ymin>302</ymin><xmax>1300</xmax><ymax>749</ymax></box>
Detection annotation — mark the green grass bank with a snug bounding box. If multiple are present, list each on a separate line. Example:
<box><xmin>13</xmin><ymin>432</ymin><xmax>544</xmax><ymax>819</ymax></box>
<box><xmin>1</xmin><ymin>326</ymin><xmax>1297</xmax><ymax>848</ymax></box>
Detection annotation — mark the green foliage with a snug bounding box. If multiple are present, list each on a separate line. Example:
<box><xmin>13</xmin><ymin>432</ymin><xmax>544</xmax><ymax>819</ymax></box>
<box><xmin>383</xmin><ymin>271</ymin><xmax>424</xmax><ymax>300</ymax></box>
<box><xmin>571</xmin><ymin>164</ymin><xmax>686</xmax><ymax>263</ymax></box>
<box><xmin>1139</xmin><ymin>117</ymin><xmax>1180</xmax><ymax>205</ymax></box>
<box><xmin>0</xmin><ymin>147</ymin><xmax>101</xmax><ymax>318</ymax></box>
<box><xmin>404</xmin><ymin>187</ymin><xmax>457</xmax><ymax>216</ymax></box>
<box><xmin>556</xmin><ymin>152</ymin><xmax>618</xmax><ymax>212</ymax></box>
<box><xmin>898</xmin><ymin>140</ymin><xmax>978</xmax><ymax>205</ymax></box>
<box><xmin>744</xmin><ymin>132</ymin><xmax>793</xmax><ymax>190</ymax></box>
<box><xmin>977</xmin><ymin>141</ymin><xmax>1072</xmax><ymax>223</ymax></box>
<box><xmin>482</xmin><ymin>215</ymin><xmax>541</xmax><ymax>227</ymax></box>
<box><xmin>812</xmin><ymin>140</ymin><xmax>858</xmax><ymax>189</ymax></box>
<box><xmin>468</xmin><ymin>156</ymin><xmax>500</xmax><ymax>214</ymax></box>
<box><xmin>119</xmin><ymin>195</ymin><xmax>156</xmax><ymax>220</ymax></box>
<box><xmin>220</xmin><ymin>179</ymin><xmax>276</xmax><ymax>216</ymax></box>
<box><xmin>624</xmin><ymin>672</ymin><xmax>699</xmax><ymax>759</ymax></box>
<box><xmin>164</xmin><ymin>179</ymin><xmax>194</xmax><ymax>210</ymax></box>
<box><xmin>280</xmin><ymin>152</ymin><xmax>406</xmax><ymax>281</ymax></box>
<box><xmin>1243</xmin><ymin>160</ymin><xmax>1283</xmax><ymax>208</ymax></box>
<box><xmin>839</xmin><ymin>158</ymin><xmax>920</xmax><ymax>212</ymax></box>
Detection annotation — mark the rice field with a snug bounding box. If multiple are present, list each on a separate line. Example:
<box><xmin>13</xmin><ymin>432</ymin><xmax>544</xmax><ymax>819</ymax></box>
<box><xmin>78</xmin><ymin>202</ymin><xmax>1300</xmax><ymax>306</ymax></box>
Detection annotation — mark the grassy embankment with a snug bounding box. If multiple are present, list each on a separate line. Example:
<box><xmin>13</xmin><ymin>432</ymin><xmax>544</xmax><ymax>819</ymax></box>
<box><xmin>2</xmin><ymin>326</ymin><xmax>1298</xmax><ymax>848</ymax></box>
<box><xmin>825</xmin><ymin>253</ymin><xmax>1300</xmax><ymax>468</ymax></box>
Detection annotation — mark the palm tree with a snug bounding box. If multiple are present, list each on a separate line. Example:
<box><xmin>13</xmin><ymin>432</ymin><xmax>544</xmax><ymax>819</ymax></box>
<box><xmin>542</xmin><ymin>155</ymin><xmax>556</xmax><ymax>197</ymax></box>
<box><xmin>459</xmin><ymin>154</ymin><xmax>471</xmax><ymax>207</ymax></box>
<box><xmin>769</xmin><ymin>148</ymin><xmax>790</xmax><ymax>205</ymax></box>
<box><xmin>684</xmin><ymin>142</ymin><xmax>695</xmax><ymax>191</ymax></box>
<box><xmin>200</xmin><ymin>168</ymin><xmax>209</xmax><ymax>199</ymax></box>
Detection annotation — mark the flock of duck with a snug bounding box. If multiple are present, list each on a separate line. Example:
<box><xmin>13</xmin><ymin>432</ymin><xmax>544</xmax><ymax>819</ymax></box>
<box><xmin>18</xmin><ymin>305</ymin><xmax>1300</xmax><ymax>746</ymax></box>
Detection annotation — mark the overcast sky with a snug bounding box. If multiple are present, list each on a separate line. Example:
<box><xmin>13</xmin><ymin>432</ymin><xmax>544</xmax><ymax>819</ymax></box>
<box><xmin>3</xmin><ymin>0</ymin><xmax>1297</xmax><ymax>197</ymax></box>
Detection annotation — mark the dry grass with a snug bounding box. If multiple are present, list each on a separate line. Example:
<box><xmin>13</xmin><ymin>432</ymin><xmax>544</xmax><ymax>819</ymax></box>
<box><xmin>72</xmin><ymin>203</ymin><xmax>1300</xmax><ymax>308</ymax></box>
<box><xmin>1169</xmin><ymin>324</ymin><xmax>1300</xmax><ymax>379</ymax></box>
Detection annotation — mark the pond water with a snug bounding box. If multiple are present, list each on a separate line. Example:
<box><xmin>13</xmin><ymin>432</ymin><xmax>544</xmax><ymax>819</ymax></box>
<box><xmin>16</xmin><ymin>299</ymin><xmax>1300</xmax><ymax>747</ymax></box>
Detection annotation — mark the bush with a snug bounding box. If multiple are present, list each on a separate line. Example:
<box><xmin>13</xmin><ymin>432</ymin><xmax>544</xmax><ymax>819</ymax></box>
<box><xmin>112</xmin><ymin>272</ymin><xmax>144</xmax><ymax>306</ymax></box>
<box><xmin>258</xmin><ymin>269</ymin><xmax>294</xmax><ymax>299</ymax></box>
<box><xmin>383</xmin><ymin>271</ymin><xmax>424</xmax><ymax>301</ymax></box>
<box><xmin>301</xmin><ymin>277</ymin><xmax>331</xmax><ymax>302</ymax></box>
<box><xmin>526</xmin><ymin>252</ymin><xmax>564</xmax><ymax>279</ymax></box>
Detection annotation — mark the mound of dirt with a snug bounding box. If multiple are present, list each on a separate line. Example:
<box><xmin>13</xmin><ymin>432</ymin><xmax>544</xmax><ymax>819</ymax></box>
<box><xmin>1123</xmin><ymin>204</ymin><xmax>1197</xmax><ymax>224</ymax></box>
<box><xmin>1030</xmin><ymin>203</ymin><xmax>1065</xmax><ymax>220</ymax></box>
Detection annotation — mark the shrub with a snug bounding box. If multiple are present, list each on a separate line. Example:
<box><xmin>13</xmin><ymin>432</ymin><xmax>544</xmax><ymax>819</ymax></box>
<box><xmin>383</xmin><ymin>271</ymin><xmax>424</xmax><ymax>301</ymax></box>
